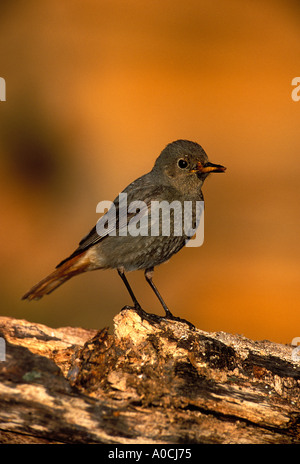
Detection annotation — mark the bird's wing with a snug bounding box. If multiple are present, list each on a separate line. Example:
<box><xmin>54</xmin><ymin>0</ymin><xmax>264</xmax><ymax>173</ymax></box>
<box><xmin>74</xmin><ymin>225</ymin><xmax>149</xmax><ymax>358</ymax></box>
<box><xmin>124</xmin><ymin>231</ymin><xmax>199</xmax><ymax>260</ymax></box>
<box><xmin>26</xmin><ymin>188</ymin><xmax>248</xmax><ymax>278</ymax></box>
<box><xmin>56</xmin><ymin>183</ymin><xmax>166</xmax><ymax>268</ymax></box>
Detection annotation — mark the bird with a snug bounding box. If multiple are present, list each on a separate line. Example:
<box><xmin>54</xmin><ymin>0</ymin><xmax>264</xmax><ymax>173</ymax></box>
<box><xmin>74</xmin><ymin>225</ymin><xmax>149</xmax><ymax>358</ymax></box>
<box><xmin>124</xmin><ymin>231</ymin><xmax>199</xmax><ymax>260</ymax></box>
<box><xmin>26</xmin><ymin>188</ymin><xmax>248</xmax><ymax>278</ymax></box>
<box><xmin>22</xmin><ymin>140</ymin><xmax>226</xmax><ymax>323</ymax></box>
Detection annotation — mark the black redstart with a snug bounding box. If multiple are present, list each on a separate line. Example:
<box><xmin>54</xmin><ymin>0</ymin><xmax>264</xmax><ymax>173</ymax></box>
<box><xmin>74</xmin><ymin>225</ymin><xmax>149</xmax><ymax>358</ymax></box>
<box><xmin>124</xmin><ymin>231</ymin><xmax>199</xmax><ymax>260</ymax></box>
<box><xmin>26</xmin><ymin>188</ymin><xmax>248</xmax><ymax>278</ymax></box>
<box><xmin>22</xmin><ymin>140</ymin><xmax>226</xmax><ymax>322</ymax></box>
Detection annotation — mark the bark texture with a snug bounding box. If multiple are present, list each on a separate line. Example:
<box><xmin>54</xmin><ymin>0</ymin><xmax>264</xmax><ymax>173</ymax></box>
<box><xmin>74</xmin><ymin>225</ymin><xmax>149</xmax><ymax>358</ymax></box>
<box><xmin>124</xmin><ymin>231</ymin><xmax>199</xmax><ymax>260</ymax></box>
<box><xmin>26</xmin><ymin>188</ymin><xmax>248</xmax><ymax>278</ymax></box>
<box><xmin>0</xmin><ymin>310</ymin><xmax>300</xmax><ymax>444</ymax></box>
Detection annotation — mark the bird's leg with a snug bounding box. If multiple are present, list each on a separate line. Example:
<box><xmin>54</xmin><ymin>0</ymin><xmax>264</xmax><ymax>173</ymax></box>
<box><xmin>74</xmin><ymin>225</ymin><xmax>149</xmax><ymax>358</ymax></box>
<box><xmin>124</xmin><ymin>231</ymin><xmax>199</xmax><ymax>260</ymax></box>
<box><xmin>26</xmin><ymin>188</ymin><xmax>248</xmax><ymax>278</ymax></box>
<box><xmin>117</xmin><ymin>268</ymin><xmax>164</xmax><ymax>325</ymax></box>
<box><xmin>144</xmin><ymin>267</ymin><xmax>174</xmax><ymax>318</ymax></box>
<box><xmin>117</xmin><ymin>268</ymin><xmax>141</xmax><ymax>310</ymax></box>
<box><xmin>144</xmin><ymin>267</ymin><xmax>195</xmax><ymax>329</ymax></box>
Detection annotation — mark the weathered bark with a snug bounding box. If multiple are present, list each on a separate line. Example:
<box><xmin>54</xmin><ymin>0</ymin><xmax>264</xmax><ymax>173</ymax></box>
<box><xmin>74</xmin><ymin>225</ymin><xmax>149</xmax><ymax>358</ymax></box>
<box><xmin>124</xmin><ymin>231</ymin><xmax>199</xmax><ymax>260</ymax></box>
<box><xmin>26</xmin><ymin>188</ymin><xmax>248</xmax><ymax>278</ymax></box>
<box><xmin>0</xmin><ymin>310</ymin><xmax>299</xmax><ymax>444</ymax></box>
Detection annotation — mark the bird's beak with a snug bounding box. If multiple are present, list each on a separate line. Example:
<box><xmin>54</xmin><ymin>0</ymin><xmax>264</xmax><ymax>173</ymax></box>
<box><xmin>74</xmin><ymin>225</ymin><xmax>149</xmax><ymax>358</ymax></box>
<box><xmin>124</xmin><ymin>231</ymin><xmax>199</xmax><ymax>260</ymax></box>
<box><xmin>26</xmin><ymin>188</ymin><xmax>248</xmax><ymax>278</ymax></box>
<box><xmin>197</xmin><ymin>161</ymin><xmax>226</xmax><ymax>173</ymax></box>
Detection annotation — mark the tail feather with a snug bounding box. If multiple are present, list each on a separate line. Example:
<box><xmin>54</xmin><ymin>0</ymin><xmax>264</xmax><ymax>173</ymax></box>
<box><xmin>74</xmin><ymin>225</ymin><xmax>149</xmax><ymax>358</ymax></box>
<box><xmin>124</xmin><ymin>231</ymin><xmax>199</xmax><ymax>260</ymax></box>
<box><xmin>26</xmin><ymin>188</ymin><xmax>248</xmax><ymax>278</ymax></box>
<box><xmin>22</xmin><ymin>252</ymin><xmax>90</xmax><ymax>301</ymax></box>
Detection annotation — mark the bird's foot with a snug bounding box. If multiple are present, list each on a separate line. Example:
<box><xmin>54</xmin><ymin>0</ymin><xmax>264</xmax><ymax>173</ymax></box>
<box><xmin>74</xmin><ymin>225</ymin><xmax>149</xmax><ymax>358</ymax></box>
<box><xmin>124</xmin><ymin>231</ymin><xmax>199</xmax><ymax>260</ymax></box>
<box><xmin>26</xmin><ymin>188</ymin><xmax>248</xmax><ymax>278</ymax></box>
<box><xmin>120</xmin><ymin>304</ymin><xmax>162</xmax><ymax>325</ymax></box>
<box><xmin>163</xmin><ymin>309</ymin><xmax>195</xmax><ymax>330</ymax></box>
<box><xmin>120</xmin><ymin>305</ymin><xmax>195</xmax><ymax>330</ymax></box>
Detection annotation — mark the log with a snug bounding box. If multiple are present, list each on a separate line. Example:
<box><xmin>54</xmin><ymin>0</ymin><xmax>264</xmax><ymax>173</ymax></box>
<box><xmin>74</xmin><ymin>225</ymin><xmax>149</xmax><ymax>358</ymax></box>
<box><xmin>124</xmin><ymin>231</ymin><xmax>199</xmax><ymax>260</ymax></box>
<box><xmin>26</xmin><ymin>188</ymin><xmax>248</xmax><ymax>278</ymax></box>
<box><xmin>0</xmin><ymin>310</ymin><xmax>300</xmax><ymax>444</ymax></box>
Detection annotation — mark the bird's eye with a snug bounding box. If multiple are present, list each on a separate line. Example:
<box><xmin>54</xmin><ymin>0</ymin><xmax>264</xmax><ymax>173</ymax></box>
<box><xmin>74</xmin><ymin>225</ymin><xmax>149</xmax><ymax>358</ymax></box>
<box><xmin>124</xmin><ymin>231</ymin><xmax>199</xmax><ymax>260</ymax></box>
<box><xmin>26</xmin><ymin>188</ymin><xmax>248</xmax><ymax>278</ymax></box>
<box><xmin>178</xmin><ymin>159</ymin><xmax>188</xmax><ymax>169</ymax></box>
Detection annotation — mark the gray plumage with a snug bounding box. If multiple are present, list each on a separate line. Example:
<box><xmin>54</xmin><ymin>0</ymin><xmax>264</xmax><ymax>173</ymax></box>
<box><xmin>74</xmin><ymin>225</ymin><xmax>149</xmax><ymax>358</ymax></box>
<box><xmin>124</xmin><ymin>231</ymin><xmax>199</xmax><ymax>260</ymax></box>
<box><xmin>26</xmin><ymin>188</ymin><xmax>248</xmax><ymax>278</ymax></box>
<box><xmin>22</xmin><ymin>139</ymin><xmax>226</xmax><ymax>322</ymax></box>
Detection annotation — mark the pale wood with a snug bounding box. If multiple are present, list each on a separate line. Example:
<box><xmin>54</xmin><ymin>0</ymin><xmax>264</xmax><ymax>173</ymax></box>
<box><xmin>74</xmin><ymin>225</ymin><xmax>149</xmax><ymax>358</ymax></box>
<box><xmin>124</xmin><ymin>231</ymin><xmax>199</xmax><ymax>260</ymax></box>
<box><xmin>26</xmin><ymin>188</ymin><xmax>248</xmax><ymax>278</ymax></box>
<box><xmin>0</xmin><ymin>310</ymin><xmax>300</xmax><ymax>444</ymax></box>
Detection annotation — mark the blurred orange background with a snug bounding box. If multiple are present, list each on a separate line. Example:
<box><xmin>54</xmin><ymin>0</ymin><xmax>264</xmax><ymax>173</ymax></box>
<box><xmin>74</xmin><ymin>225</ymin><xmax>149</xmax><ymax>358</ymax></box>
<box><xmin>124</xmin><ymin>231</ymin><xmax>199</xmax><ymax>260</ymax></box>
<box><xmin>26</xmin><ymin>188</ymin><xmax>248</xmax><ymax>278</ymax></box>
<box><xmin>0</xmin><ymin>0</ymin><xmax>299</xmax><ymax>344</ymax></box>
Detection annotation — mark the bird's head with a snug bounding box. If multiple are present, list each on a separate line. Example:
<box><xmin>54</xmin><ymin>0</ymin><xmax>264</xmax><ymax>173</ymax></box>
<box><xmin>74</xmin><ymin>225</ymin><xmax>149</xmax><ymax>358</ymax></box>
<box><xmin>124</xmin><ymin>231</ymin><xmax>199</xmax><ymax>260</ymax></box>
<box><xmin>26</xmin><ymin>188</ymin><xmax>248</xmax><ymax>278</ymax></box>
<box><xmin>152</xmin><ymin>140</ymin><xmax>226</xmax><ymax>193</ymax></box>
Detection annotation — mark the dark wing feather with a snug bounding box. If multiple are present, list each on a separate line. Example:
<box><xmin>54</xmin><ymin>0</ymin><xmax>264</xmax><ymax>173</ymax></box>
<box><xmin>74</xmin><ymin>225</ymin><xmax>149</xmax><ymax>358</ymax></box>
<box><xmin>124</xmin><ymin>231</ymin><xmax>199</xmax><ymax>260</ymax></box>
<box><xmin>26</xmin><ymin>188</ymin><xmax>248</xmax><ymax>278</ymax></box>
<box><xmin>56</xmin><ymin>180</ymin><xmax>164</xmax><ymax>268</ymax></box>
<box><xmin>56</xmin><ymin>201</ymin><xmax>129</xmax><ymax>267</ymax></box>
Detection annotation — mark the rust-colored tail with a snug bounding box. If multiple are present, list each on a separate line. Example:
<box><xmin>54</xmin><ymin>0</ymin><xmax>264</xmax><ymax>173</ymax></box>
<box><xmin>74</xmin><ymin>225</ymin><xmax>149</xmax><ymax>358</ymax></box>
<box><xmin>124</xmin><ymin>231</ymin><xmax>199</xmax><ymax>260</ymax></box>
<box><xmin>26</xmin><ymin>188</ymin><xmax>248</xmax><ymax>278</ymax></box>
<box><xmin>22</xmin><ymin>252</ymin><xmax>90</xmax><ymax>301</ymax></box>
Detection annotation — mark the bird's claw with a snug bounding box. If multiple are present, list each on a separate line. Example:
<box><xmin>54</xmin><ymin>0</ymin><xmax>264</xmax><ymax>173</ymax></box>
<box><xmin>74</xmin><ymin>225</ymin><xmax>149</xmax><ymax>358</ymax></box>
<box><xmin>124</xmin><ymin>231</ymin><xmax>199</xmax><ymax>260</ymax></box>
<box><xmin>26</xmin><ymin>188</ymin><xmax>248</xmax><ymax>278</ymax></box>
<box><xmin>120</xmin><ymin>304</ymin><xmax>162</xmax><ymax>325</ymax></box>
<box><xmin>121</xmin><ymin>304</ymin><xmax>195</xmax><ymax>330</ymax></box>
<box><xmin>163</xmin><ymin>312</ymin><xmax>195</xmax><ymax>330</ymax></box>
